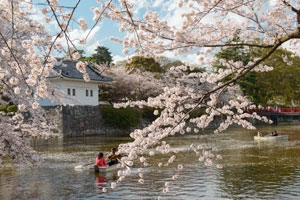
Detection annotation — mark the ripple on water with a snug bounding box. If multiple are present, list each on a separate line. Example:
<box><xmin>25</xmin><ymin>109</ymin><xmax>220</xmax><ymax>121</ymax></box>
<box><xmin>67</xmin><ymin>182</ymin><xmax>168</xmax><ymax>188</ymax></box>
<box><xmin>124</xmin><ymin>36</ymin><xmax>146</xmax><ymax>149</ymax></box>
<box><xmin>3</xmin><ymin>126</ymin><xmax>300</xmax><ymax>199</ymax></box>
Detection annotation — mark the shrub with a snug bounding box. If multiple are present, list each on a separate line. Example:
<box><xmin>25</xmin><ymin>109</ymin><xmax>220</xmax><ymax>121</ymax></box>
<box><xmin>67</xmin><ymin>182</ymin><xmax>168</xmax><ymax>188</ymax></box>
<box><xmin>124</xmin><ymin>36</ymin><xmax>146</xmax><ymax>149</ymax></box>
<box><xmin>141</xmin><ymin>106</ymin><xmax>158</xmax><ymax>121</ymax></box>
<box><xmin>100</xmin><ymin>105</ymin><xmax>142</xmax><ymax>130</ymax></box>
<box><xmin>0</xmin><ymin>105</ymin><xmax>7</xmax><ymax>112</ymax></box>
<box><xmin>7</xmin><ymin>105</ymin><xmax>17</xmax><ymax>113</ymax></box>
<box><xmin>189</xmin><ymin>108</ymin><xmax>206</xmax><ymax>118</ymax></box>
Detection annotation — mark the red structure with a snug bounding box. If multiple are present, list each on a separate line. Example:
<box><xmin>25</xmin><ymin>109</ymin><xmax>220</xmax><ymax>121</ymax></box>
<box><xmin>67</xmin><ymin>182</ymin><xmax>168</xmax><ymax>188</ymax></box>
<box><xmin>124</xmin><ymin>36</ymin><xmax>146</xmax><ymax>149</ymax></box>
<box><xmin>245</xmin><ymin>107</ymin><xmax>300</xmax><ymax>114</ymax></box>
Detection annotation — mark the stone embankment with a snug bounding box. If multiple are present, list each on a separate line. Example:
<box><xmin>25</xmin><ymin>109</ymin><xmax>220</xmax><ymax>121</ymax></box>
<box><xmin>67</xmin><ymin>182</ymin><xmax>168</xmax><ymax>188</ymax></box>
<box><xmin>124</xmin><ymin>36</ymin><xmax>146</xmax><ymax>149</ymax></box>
<box><xmin>44</xmin><ymin>105</ymin><xmax>128</xmax><ymax>137</ymax></box>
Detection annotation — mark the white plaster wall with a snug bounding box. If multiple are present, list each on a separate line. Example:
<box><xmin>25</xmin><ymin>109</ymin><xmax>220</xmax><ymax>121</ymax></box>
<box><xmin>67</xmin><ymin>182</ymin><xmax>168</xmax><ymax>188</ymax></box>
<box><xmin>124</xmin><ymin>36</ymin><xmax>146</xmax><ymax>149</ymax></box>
<box><xmin>39</xmin><ymin>79</ymin><xmax>100</xmax><ymax>106</ymax></box>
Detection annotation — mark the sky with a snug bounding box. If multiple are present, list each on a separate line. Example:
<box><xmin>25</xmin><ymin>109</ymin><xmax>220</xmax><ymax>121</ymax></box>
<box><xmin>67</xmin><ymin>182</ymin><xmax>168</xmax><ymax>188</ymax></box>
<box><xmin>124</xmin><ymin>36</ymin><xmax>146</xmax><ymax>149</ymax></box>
<box><xmin>71</xmin><ymin>1</ymin><xmax>124</xmax><ymax>60</ymax></box>
<box><xmin>32</xmin><ymin>0</ymin><xmax>300</xmax><ymax>66</ymax></box>
<box><xmin>74</xmin><ymin>0</ymin><xmax>195</xmax><ymax>64</ymax></box>
<box><xmin>33</xmin><ymin>0</ymin><xmax>200</xmax><ymax>65</ymax></box>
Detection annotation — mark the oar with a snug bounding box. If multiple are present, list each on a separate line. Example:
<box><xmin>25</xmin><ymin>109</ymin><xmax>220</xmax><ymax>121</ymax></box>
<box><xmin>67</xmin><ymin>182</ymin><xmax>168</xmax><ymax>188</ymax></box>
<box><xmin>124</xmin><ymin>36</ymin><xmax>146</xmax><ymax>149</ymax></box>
<box><xmin>74</xmin><ymin>162</ymin><xmax>94</xmax><ymax>170</ymax></box>
<box><xmin>117</xmin><ymin>158</ymin><xmax>131</xmax><ymax>169</ymax></box>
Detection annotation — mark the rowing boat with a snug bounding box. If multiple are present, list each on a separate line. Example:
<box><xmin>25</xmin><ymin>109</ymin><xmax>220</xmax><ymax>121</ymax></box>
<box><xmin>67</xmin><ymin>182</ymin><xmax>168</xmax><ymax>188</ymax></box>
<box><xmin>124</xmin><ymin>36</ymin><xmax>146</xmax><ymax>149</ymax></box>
<box><xmin>91</xmin><ymin>163</ymin><xmax>120</xmax><ymax>173</ymax></box>
<box><xmin>254</xmin><ymin>135</ymin><xmax>288</xmax><ymax>141</ymax></box>
<box><xmin>75</xmin><ymin>158</ymin><xmax>127</xmax><ymax>172</ymax></box>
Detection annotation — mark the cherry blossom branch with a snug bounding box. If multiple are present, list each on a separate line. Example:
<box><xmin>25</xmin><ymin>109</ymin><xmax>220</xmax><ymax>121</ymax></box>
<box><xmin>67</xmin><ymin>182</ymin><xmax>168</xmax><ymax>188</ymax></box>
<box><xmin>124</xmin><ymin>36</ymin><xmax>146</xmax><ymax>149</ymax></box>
<box><xmin>46</xmin><ymin>0</ymin><xmax>80</xmax><ymax>56</ymax></box>
<box><xmin>86</xmin><ymin>0</ymin><xmax>113</xmax><ymax>40</ymax></box>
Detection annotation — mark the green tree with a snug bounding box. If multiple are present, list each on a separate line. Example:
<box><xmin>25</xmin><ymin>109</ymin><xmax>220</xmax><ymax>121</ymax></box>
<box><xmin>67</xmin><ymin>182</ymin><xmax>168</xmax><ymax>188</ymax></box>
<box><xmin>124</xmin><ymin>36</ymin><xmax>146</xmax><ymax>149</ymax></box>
<box><xmin>125</xmin><ymin>56</ymin><xmax>164</xmax><ymax>73</ymax></box>
<box><xmin>214</xmin><ymin>39</ymin><xmax>300</xmax><ymax>106</ymax></box>
<box><xmin>213</xmin><ymin>35</ymin><xmax>261</xmax><ymax>103</ymax></box>
<box><xmin>213</xmin><ymin>33</ymin><xmax>251</xmax><ymax>80</ymax></box>
<box><xmin>91</xmin><ymin>46</ymin><xmax>113</xmax><ymax>66</ymax></box>
<box><xmin>252</xmin><ymin>48</ymin><xmax>300</xmax><ymax>106</ymax></box>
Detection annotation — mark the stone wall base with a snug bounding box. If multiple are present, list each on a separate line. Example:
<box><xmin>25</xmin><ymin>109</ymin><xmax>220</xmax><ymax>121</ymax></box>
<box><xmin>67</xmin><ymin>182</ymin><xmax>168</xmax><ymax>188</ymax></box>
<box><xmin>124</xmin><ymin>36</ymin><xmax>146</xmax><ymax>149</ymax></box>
<box><xmin>44</xmin><ymin>105</ymin><xmax>129</xmax><ymax>137</ymax></box>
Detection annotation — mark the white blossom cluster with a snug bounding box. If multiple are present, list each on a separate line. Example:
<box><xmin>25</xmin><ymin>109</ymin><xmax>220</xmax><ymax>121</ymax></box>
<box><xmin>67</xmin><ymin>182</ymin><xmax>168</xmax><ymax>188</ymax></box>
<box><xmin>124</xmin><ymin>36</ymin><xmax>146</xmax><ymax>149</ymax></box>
<box><xmin>0</xmin><ymin>0</ymin><xmax>70</xmax><ymax>165</ymax></box>
<box><xmin>108</xmin><ymin>64</ymin><xmax>270</xmax><ymax>193</ymax></box>
<box><xmin>97</xmin><ymin>65</ymin><xmax>165</xmax><ymax>101</ymax></box>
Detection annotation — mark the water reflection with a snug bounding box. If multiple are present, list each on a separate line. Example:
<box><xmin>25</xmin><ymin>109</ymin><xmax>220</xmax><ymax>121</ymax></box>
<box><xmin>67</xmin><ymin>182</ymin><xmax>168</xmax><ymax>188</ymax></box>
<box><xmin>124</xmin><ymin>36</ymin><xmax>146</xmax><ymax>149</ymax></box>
<box><xmin>1</xmin><ymin>124</ymin><xmax>300</xmax><ymax>199</ymax></box>
<box><xmin>94</xmin><ymin>172</ymin><xmax>114</xmax><ymax>195</ymax></box>
<box><xmin>95</xmin><ymin>173</ymin><xmax>106</xmax><ymax>187</ymax></box>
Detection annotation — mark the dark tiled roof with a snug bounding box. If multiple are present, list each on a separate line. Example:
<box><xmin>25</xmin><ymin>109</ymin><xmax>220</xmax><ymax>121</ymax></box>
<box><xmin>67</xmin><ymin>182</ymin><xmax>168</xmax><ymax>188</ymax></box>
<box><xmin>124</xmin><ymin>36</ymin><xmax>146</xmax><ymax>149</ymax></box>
<box><xmin>52</xmin><ymin>60</ymin><xmax>113</xmax><ymax>82</ymax></box>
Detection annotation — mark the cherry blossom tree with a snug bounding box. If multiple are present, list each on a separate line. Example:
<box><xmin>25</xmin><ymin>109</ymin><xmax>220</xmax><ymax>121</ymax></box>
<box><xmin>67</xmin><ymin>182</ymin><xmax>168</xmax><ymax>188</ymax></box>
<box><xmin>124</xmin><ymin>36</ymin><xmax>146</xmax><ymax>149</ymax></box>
<box><xmin>98</xmin><ymin>65</ymin><xmax>165</xmax><ymax>101</ymax></box>
<box><xmin>0</xmin><ymin>0</ymin><xmax>63</xmax><ymax>165</ymax></box>
<box><xmin>1</xmin><ymin>0</ymin><xmax>300</xmax><ymax>195</ymax></box>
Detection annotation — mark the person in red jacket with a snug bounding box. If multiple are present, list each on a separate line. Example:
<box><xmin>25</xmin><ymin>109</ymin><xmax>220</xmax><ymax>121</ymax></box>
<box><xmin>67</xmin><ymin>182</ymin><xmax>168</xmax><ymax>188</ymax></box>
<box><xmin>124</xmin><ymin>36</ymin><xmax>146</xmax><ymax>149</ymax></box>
<box><xmin>95</xmin><ymin>152</ymin><xmax>106</xmax><ymax>167</ymax></box>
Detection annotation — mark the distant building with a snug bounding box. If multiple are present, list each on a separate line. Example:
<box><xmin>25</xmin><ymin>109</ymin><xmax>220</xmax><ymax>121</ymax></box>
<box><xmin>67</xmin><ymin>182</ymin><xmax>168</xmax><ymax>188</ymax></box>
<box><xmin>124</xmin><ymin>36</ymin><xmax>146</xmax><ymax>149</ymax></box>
<box><xmin>39</xmin><ymin>60</ymin><xmax>112</xmax><ymax>106</ymax></box>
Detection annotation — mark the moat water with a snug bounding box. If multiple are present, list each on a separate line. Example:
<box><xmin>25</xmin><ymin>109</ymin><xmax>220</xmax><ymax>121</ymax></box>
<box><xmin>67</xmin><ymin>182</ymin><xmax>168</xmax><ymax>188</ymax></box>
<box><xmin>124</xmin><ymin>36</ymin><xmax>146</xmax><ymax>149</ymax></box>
<box><xmin>1</xmin><ymin>124</ymin><xmax>300</xmax><ymax>199</ymax></box>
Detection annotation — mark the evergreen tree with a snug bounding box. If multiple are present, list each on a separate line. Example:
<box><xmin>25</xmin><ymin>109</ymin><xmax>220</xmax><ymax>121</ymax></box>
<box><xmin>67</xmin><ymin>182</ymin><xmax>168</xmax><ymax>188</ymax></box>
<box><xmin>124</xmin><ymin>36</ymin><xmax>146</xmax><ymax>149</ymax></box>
<box><xmin>91</xmin><ymin>46</ymin><xmax>113</xmax><ymax>66</ymax></box>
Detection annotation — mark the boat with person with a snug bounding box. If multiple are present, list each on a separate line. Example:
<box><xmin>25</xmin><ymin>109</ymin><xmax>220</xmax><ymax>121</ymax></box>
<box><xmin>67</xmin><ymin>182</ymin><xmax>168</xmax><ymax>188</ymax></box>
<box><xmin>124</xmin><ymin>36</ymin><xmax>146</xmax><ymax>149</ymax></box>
<box><xmin>74</xmin><ymin>162</ymin><xmax>121</xmax><ymax>172</ymax></box>
<box><xmin>254</xmin><ymin>131</ymin><xmax>288</xmax><ymax>141</ymax></box>
<box><xmin>75</xmin><ymin>149</ymin><xmax>127</xmax><ymax>172</ymax></box>
<box><xmin>91</xmin><ymin>163</ymin><xmax>120</xmax><ymax>173</ymax></box>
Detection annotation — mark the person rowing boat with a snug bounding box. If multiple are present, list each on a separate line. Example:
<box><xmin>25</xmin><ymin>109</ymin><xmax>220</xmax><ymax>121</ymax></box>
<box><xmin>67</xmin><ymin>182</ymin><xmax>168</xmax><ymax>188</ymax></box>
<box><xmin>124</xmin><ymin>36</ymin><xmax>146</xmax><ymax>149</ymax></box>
<box><xmin>269</xmin><ymin>130</ymin><xmax>278</xmax><ymax>136</ymax></box>
<box><xmin>107</xmin><ymin>147</ymin><xmax>122</xmax><ymax>166</ymax></box>
<box><xmin>74</xmin><ymin>149</ymin><xmax>123</xmax><ymax>171</ymax></box>
<box><xmin>94</xmin><ymin>152</ymin><xmax>107</xmax><ymax>172</ymax></box>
